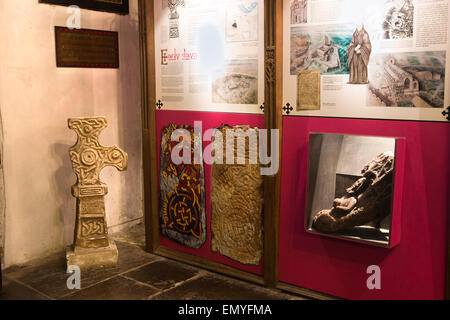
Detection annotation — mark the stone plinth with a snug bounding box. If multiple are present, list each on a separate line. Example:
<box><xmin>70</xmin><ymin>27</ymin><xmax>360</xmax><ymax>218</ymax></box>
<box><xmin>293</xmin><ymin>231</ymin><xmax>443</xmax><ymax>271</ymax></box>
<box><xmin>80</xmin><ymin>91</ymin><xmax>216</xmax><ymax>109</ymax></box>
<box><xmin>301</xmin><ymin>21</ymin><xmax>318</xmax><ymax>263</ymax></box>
<box><xmin>66</xmin><ymin>241</ymin><xmax>118</xmax><ymax>271</ymax></box>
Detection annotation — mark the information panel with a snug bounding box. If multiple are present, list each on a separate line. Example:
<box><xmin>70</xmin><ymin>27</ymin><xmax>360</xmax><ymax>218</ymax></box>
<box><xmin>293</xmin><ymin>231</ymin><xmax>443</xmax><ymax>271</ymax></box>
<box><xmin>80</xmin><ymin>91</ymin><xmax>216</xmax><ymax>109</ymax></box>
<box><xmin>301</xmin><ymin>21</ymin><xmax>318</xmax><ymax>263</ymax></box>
<box><xmin>283</xmin><ymin>0</ymin><xmax>450</xmax><ymax>122</ymax></box>
<box><xmin>155</xmin><ymin>0</ymin><xmax>264</xmax><ymax>114</ymax></box>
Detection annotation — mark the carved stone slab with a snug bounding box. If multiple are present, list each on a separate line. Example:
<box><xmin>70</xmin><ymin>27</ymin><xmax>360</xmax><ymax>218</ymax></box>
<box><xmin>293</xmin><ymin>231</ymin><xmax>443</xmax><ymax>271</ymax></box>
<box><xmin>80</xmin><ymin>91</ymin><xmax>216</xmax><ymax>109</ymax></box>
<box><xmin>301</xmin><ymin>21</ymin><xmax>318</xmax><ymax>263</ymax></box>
<box><xmin>313</xmin><ymin>152</ymin><xmax>394</xmax><ymax>234</ymax></box>
<box><xmin>211</xmin><ymin>125</ymin><xmax>264</xmax><ymax>265</ymax></box>
<box><xmin>159</xmin><ymin>124</ymin><xmax>206</xmax><ymax>248</ymax></box>
<box><xmin>67</xmin><ymin>117</ymin><xmax>127</xmax><ymax>270</ymax></box>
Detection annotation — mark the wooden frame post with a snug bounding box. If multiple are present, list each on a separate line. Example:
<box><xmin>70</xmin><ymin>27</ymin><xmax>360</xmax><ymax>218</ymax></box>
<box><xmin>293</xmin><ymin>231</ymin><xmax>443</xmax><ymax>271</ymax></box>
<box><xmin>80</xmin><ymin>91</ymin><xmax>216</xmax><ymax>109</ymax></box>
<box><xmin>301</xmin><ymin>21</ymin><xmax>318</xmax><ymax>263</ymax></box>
<box><xmin>263</xmin><ymin>0</ymin><xmax>283</xmax><ymax>288</ymax></box>
<box><xmin>139</xmin><ymin>0</ymin><xmax>160</xmax><ymax>253</ymax></box>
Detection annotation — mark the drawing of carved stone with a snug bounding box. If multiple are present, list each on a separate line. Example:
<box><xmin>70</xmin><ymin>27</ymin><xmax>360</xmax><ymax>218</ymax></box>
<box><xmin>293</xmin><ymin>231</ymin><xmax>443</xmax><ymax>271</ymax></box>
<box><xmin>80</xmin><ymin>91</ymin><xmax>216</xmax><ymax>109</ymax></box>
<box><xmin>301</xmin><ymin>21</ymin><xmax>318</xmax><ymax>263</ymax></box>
<box><xmin>167</xmin><ymin>0</ymin><xmax>185</xmax><ymax>38</ymax></box>
<box><xmin>168</xmin><ymin>0</ymin><xmax>185</xmax><ymax>19</ymax></box>
<box><xmin>348</xmin><ymin>26</ymin><xmax>372</xmax><ymax>84</ymax></box>
<box><xmin>297</xmin><ymin>70</ymin><xmax>321</xmax><ymax>110</ymax></box>
<box><xmin>211</xmin><ymin>125</ymin><xmax>263</xmax><ymax>265</ymax></box>
<box><xmin>66</xmin><ymin>117</ymin><xmax>127</xmax><ymax>270</ymax></box>
<box><xmin>313</xmin><ymin>153</ymin><xmax>394</xmax><ymax>234</ymax></box>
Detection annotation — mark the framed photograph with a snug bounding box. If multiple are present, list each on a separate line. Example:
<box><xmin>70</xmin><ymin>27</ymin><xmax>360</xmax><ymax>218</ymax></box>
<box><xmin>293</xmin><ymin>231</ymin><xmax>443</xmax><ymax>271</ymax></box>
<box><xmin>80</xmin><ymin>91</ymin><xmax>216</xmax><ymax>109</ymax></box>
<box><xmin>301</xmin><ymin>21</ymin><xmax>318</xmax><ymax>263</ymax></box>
<box><xmin>39</xmin><ymin>0</ymin><xmax>129</xmax><ymax>15</ymax></box>
<box><xmin>305</xmin><ymin>133</ymin><xmax>404</xmax><ymax>248</ymax></box>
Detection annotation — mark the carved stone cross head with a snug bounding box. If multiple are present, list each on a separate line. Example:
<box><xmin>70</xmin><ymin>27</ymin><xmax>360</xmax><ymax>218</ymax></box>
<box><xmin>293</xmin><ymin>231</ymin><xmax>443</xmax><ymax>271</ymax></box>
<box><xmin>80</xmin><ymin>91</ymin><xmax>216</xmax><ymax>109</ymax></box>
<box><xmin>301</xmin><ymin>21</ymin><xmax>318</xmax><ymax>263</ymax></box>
<box><xmin>68</xmin><ymin>117</ymin><xmax>128</xmax><ymax>188</ymax></box>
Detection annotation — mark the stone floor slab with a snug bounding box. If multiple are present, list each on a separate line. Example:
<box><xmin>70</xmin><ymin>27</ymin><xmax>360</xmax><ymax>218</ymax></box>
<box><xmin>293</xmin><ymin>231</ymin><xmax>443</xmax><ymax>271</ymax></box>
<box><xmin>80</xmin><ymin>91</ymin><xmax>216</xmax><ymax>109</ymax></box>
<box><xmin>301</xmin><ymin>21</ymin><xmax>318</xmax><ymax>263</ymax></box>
<box><xmin>4</xmin><ymin>241</ymin><xmax>160</xmax><ymax>299</ymax></box>
<box><xmin>124</xmin><ymin>259</ymin><xmax>199</xmax><ymax>290</ymax></box>
<box><xmin>151</xmin><ymin>274</ymin><xmax>294</xmax><ymax>300</ymax></box>
<box><xmin>2</xmin><ymin>224</ymin><xmax>304</xmax><ymax>301</ymax></box>
<box><xmin>0</xmin><ymin>278</ymin><xmax>49</xmax><ymax>300</ymax></box>
<box><xmin>63</xmin><ymin>276</ymin><xmax>158</xmax><ymax>300</ymax></box>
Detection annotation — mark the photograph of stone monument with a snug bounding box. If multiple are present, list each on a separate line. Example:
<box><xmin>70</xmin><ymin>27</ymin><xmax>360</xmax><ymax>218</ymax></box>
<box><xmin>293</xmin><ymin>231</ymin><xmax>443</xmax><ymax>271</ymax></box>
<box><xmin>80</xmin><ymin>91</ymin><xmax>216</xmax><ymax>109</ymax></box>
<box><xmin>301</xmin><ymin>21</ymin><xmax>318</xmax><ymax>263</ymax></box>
<box><xmin>290</xmin><ymin>0</ymin><xmax>307</xmax><ymax>25</ymax></box>
<box><xmin>367</xmin><ymin>51</ymin><xmax>446</xmax><ymax>108</ymax></box>
<box><xmin>306</xmin><ymin>133</ymin><xmax>398</xmax><ymax>247</ymax></box>
<box><xmin>212</xmin><ymin>59</ymin><xmax>258</xmax><ymax>105</ymax></box>
<box><xmin>347</xmin><ymin>26</ymin><xmax>372</xmax><ymax>84</ymax></box>
<box><xmin>383</xmin><ymin>0</ymin><xmax>414</xmax><ymax>40</ymax></box>
<box><xmin>290</xmin><ymin>25</ymin><xmax>352</xmax><ymax>75</ymax></box>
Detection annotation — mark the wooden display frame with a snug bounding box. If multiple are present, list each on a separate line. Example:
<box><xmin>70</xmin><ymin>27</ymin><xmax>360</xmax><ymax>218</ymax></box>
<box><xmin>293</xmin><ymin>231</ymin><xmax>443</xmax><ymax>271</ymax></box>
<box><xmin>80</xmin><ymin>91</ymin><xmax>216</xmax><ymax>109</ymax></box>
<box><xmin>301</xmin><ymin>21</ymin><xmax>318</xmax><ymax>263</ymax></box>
<box><xmin>138</xmin><ymin>0</ymin><xmax>450</xmax><ymax>300</ymax></box>
<box><xmin>138</xmin><ymin>0</ymin><xmax>285</xmax><ymax>292</ymax></box>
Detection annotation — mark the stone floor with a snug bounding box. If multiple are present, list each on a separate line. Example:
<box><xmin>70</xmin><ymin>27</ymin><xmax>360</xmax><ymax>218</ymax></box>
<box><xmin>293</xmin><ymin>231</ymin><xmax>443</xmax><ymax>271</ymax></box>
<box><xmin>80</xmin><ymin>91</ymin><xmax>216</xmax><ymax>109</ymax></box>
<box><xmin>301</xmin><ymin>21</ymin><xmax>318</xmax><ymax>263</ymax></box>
<box><xmin>0</xmin><ymin>224</ymin><xmax>305</xmax><ymax>300</ymax></box>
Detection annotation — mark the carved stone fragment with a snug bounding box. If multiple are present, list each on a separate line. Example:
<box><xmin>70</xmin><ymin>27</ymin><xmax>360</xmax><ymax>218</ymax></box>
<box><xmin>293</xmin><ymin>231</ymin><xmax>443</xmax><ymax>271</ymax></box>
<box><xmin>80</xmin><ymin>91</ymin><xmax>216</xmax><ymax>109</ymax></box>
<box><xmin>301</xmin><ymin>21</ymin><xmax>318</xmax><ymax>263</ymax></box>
<box><xmin>211</xmin><ymin>125</ymin><xmax>263</xmax><ymax>265</ymax></box>
<box><xmin>66</xmin><ymin>117</ymin><xmax>127</xmax><ymax>270</ymax></box>
<box><xmin>313</xmin><ymin>152</ymin><xmax>394</xmax><ymax>234</ymax></box>
<box><xmin>159</xmin><ymin>124</ymin><xmax>206</xmax><ymax>248</ymax></box>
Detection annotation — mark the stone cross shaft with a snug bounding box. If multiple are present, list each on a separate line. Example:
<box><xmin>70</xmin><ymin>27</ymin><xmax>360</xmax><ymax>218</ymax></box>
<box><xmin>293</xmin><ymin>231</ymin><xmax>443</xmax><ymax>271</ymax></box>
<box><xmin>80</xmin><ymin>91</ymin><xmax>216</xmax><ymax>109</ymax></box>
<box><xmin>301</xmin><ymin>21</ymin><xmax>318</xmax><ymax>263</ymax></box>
<box><xmin>68</xmin><ymin>117</ymin><xmax>127</xmax><ymax>250</ymax></box>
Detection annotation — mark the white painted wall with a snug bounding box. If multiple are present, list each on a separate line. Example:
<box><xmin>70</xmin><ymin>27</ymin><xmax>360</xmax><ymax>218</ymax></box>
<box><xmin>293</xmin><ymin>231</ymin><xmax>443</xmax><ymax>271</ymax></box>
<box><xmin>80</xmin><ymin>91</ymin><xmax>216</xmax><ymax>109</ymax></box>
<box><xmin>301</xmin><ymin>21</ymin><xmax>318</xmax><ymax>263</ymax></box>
<box><xmin>0</xmin><ymin>0</ymin><xmax>143</xmax><ymax>267</ymax></box>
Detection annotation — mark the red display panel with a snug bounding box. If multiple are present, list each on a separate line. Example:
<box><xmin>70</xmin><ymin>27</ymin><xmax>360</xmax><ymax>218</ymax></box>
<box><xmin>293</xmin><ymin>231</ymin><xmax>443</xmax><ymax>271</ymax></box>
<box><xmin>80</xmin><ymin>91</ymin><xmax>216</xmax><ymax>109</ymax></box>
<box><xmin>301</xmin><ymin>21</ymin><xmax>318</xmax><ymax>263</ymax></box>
<box><xmin>156</xmin><ymin>110</ymin><xmax>265</xmax><ymax>275</ymax></box>
<box><xmin>279</xmin><ymin>116</ymin><xmax>449</xmax><ymax>299</ymax></box>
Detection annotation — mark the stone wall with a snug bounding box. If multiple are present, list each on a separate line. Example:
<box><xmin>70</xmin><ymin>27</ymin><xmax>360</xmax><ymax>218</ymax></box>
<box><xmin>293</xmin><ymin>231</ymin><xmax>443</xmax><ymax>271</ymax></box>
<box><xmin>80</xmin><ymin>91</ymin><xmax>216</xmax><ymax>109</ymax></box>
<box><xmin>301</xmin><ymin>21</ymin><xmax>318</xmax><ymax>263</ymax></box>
<box><xmin>0</xmin><ymin>0</ymin><xmax>143</xmax><ymax>267</ymax></box>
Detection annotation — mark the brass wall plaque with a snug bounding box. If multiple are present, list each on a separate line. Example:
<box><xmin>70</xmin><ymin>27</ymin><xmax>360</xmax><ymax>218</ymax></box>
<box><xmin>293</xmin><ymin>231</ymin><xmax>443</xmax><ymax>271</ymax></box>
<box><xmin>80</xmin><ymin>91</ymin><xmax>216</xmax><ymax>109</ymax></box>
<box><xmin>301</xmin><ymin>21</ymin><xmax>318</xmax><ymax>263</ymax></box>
<box><xmin>297</xmin><ymin>70</ymin><xmax>321</xmax><ymax>110</ymax></box>
<box><xmin>55</xmin><ymin>27</ymin><xmax>119</xmax><ymax>68</ymax></box>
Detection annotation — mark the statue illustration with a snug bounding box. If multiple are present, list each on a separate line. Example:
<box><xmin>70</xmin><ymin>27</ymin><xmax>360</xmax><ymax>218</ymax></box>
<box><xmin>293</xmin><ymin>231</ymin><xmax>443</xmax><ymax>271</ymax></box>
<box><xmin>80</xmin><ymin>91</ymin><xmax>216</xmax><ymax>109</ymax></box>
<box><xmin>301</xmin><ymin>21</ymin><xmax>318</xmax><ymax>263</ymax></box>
<box><xmin>313</xmin><ymin>152</ymin><xmax>394</xmax><ymax>234</ymax></box>
<box><xmin>347</xmin><ymin>25</ymin><xmax>372</xmax><ymax>84</ymax></box>
<box><xmin>66</xmin><ymin>117</ymin><xmax>127</xmax><ymax>270</ymax></box>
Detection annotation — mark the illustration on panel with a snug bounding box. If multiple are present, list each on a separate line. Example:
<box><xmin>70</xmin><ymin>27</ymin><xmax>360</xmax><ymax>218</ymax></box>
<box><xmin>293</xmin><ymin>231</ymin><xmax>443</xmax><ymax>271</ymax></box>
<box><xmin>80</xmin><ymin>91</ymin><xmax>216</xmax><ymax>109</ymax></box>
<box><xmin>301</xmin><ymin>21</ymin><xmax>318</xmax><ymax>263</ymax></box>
<box><xmin>367</xmin><ymin>51</ymin><xmax>446</xmax><ymax>108</ymax></box>
<box><xmin>210</xmin><ymin>125</ymin><xmax>264</xmax><ymax>265</ymax></box>
<box><xmin>290</xmin><ymin>0</ymin><xmax>307</xmax><ymax>25</ymax></box>
<box><xmin>212</xmin><ymin>59</ymin><xmax>258</xmax><ymax>105</ymax></box>
<box><xmin>166</xmin><ymin>0</ymin><xmax>185</xmax><ymax>38</ymax></box>
<box><xmin>382</xmin><ymin>0</ymin><xmax>414</xmax><ymax>40</ymax></box>
<box><xmin>348</xmin><ymin>26</ymin><xmax>372</xmax><ymax>84</ymax></box>
<box><xmin>297</xmin><ymin>70</ymin><xmax>321</xmax><ymax>110</ymax></box>
<box><xmin>160</xmin><ymin>123</ymin><xmax>206</xmax><ymax>248</ymax></box>
<box><xmin>226</xmin><ymin>1</ymin><xmax>259</xmax><ymax>42</ymax></box>
<box><xmin>290</xmin><ymin>24</ymin><xmax>353</xmax><ymax>75</ymax></box>
<box><xmin>306</xmin><ymin>133</ymin><xmax>400</xmax><ymax>247</ymax></box>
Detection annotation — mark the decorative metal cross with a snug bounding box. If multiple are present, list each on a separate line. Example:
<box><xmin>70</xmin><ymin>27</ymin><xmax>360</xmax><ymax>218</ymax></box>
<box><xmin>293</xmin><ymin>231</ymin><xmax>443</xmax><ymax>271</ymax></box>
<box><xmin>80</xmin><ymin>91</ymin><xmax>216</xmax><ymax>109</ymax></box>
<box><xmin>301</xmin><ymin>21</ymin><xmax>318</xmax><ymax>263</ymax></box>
<box><xmin>260</xmin><ymin>103</ymin><xmax>265</xmax><ymax>112</ymax></box>
<box><xmin>442</xmin><ymin>106</ymin><xmax>450</xmax><ymax>121</ymax></box>
<box><xmin>156</xmin><ymin>100</ymin><xmax>164</xmax><ymax>110</ymax></box>
<box><xmin>68</xmin><ymin>117</ymin><xmax>127</xmax><ymax>250</ymax></box>
<box><xmin>283</xmin><ymin>103</ymin><xmax>293</xmax><ymax>115</ymax></box>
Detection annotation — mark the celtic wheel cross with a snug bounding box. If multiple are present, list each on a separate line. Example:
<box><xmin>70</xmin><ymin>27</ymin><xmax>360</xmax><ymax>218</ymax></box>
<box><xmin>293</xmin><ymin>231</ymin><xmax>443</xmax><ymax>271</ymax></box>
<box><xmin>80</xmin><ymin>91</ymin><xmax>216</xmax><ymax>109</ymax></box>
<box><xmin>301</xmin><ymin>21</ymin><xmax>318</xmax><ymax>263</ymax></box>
<box><xmin>68</xmin><ymin>117</ymin><xmax>127</xmax><ymax>251</ymax></box>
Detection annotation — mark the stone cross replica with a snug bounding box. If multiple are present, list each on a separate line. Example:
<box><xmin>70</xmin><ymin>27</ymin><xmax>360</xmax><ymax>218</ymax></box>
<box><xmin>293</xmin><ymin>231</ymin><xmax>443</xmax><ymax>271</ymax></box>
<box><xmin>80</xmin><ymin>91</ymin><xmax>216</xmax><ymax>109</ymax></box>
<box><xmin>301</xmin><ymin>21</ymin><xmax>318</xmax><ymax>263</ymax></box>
<box><xmin>66</xmin><ymin>117</ymin><xmax>127</xmax><ymax>270</ymax></box>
